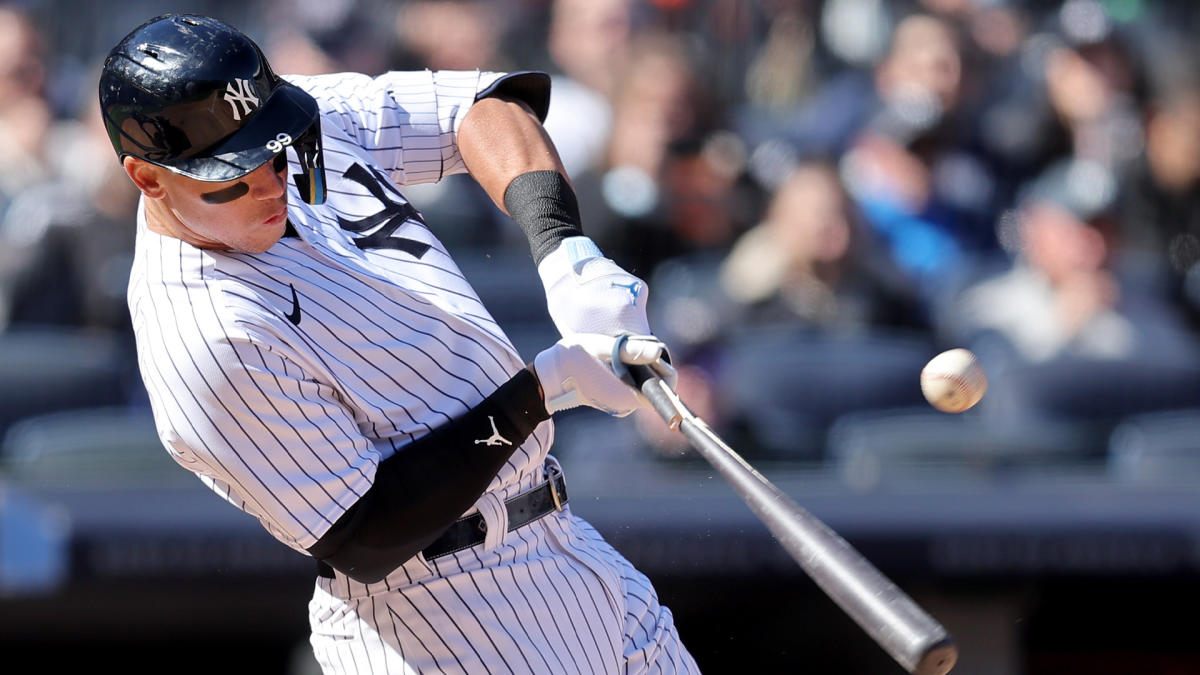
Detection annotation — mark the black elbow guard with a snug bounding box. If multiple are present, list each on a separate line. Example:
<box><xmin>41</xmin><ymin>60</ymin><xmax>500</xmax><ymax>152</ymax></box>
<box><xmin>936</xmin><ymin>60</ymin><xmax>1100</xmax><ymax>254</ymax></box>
<box><xmin>308</xmin><ymin>367</ymin><xmax>549</xmax><ymax>583</ymax></box>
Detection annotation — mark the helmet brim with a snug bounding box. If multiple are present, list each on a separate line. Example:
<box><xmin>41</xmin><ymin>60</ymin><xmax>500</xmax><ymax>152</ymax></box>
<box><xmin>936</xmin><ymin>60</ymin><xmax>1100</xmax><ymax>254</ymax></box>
<box><xmin>165</xmin><ymin>83</ymin><xmax>319</xmax><ymax>183</ymax></box>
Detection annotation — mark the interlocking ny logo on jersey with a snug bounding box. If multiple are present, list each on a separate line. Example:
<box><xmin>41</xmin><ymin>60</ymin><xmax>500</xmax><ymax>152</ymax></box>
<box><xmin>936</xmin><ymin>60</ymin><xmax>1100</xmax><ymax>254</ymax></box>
<box><xmin>474</xmin><ymin>416</ymin><xmax>511</xmax><ymax>447</ymax></box>
<box><xmin>338</xmin><ymin>163</ymin><xmax>431</xmax><ymax>257</ymax></box>
<box><xmin>224</xmin><ymin>78</ymin><xmax>260</xmax><ymax>121</ymax></box>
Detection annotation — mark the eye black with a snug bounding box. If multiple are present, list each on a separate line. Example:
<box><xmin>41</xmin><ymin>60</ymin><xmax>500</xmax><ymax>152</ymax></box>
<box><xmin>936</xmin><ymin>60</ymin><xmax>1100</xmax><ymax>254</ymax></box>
<box><xmin>200</xmin><ymin>182</ymin><xmax>250</xmax><ymax>204</ymax></box>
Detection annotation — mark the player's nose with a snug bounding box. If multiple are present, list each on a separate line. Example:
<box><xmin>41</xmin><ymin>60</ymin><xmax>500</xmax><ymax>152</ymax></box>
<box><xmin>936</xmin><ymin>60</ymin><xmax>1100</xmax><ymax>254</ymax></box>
<box><xmin>247</xmin><ymin>160</ymin><xmax>288</xmax><ymax>200</ymax></box>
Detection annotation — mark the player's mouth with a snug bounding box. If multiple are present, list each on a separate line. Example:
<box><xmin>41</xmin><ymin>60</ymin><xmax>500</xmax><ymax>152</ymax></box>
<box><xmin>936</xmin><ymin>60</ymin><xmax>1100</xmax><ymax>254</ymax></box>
<box><xmin>264</xmin><ymin>208</ymin><xmax>288</xmax><ymax>226</ymax></box>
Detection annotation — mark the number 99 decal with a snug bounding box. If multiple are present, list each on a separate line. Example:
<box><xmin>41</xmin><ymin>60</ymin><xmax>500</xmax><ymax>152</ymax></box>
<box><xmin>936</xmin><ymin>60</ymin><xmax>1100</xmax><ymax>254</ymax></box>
<box><xmin>266</xmin><ymin>133</ymin><xmax>294</xmax><ymax>153</ymax></box>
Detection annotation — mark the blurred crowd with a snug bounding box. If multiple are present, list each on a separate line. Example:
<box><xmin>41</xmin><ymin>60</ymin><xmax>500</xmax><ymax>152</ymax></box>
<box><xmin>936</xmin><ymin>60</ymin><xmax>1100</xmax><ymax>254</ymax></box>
<box><xmin>4</xmin><ymin>0</ymin><xmax>1200</xmax><ymax>476</ymax></box>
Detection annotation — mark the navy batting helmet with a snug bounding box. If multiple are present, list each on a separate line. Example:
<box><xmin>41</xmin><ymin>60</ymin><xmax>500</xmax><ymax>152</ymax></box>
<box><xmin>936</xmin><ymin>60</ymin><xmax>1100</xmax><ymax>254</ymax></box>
<box><xmin>99</xmin><ymin>14</ymin><xmax>326</xmax><ymax>204</ymax></box>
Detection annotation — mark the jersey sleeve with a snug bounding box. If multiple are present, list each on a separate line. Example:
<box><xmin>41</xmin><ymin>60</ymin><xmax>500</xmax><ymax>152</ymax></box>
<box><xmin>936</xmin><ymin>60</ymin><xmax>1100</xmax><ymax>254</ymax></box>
<box><xmin>285</xmin><ymin>70</ymin><xmax>549</xmax><ymax>187</ymax></box>
<box><xmin>149</xmin><ymin>328</ymin><xmax>380</xmax><ymax>554</ymax></box>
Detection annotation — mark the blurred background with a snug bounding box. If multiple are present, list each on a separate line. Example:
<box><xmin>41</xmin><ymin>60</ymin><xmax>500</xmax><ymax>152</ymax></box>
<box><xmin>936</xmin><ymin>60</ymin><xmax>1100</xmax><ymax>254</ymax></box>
<box><xmin>3</xmin><ymin>0</ymin><xmax>1200</xmax><ymax>673</ymax></box>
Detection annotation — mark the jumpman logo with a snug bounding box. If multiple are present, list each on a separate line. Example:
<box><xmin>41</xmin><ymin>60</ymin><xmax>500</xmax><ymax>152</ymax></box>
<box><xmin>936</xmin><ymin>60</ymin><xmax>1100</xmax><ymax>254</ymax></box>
<box><xmin>610</xmin><ymin>280</ymin><xmax>642</xmax><ymax>306</ymax></box>
<box><xmin>474</xmin><ymin>416</ymin><xmax>512</xmax><ymax>446</ymax></box>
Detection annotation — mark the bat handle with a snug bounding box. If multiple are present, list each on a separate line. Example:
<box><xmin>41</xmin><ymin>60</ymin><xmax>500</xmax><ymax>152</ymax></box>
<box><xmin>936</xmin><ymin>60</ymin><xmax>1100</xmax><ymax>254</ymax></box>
<box><xmin>627</xmin><ymin>364</ymin><xmax>685</xmax><ymax>428</ymax></box>
<box><xmin>624</xmin><ymin>363</ymin><xmax>958</xmax><ymax>675</ymax></box>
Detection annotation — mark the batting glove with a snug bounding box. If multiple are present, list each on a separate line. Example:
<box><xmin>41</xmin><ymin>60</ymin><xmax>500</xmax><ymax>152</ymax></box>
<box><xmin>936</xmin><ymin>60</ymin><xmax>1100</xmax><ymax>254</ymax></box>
<box><xmin>534</xmin><ymin>333</ymin><xmax>674</xmax><ymax>416</ymax></box>
<box><xmin>537</xmin><ymin>236</ymin><xmax>651</xmax><ymax>338</ymax></box>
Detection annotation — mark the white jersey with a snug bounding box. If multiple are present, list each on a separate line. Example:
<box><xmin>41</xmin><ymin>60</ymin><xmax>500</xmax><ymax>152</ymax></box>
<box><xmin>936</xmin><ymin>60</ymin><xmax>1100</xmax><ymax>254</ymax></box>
<box><xmin>129</xmin><ymin>69</ymin><xmax>696</xmax><ymax>674</ymax></box>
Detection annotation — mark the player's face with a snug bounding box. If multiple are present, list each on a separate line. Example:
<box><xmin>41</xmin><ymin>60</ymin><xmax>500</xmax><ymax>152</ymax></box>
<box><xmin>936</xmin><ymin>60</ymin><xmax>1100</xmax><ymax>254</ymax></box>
<box><xmin>150</xmin><ymin>154</ymin><xmax>291</xmax><ymax>253</ymax></box>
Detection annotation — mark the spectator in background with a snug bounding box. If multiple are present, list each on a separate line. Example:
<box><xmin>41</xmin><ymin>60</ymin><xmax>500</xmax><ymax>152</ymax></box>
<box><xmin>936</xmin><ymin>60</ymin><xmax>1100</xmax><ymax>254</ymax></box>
<box><xmin>839</xmin><ymin>12</ymin><xmax>999</xmax><ymax>294</ymax></box>
<box><xmin>1119</xmin><ymin>85</ymin><xmax>1200</xmax><ymax>331</ymax></box>
<box><xmin>636</xmin><ymin>160</ymin><xmax>930</xmax><ymax>459</ymax></box>
<box><xmin>576</xmin><ymin>31</ymin><xmax>738</xmax><ymax>276</ymax></box>
<box><xmin>937</xmin><ymin>156</ymin><xmax>1200</xmax><ymax>444</ymax></box>
<box><xmin>393</xmin><ymin>0</ymin><xmax>510</xmax><ymax>72</ymax></box>
<box><xmin>973</xmin><ymin>1</ymin><xmax>1147</xmax><ymax>216</ymax></box>
<box><xmin>718</xmin><ymin>159</ymin><xmax>925</xmax><ymax>335</ymax></box>
<box><xmin>0</xmin><ymin>5</ymin><xmax>63</xmax><ymax>329</ymax></box>
<box><xmin>0</xmin><ymin>86</ymin><xmax>140</xmax><ymax>332</ymax></box>
<box><xmin>259</xmin><ymin>0</ymin><xmax>390</xmax><ymax>77</ymax></box>
<box><xmin>384</xmin><ymin>0</ymin><xmax>523</xmax><ymax>251</ymax></box>
<box><xmin>542</xmin><ymin>0</ymin><xmax>634</xmax><ymax>179</ymax></box>
<box><xmin>0</xmin><ymin>5</ymin><xmax>53</xmax><ymax>215</ymax></box>
<box><xmin>945</xmin><ymin>158</ymin><xmax>1199</xmax><ymax>367</ymax></box>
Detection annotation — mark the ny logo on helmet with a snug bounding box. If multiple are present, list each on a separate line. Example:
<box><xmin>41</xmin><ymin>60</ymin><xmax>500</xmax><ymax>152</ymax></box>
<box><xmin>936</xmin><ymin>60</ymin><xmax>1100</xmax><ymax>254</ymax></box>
<box><xmin>224</xmin><ymin>78</ymin><xmax>260</xmax><ymax>121</ymax></box>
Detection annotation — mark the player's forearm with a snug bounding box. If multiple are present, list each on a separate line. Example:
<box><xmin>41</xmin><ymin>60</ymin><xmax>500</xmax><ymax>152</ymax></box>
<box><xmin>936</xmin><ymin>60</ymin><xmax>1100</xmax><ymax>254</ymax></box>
<box><xmin>458</xmin><ymin>95</ymin><xmax>569</xmax><ymax>213</ymax></box>
<box><xmin>308</xmin><ymin>366</ymin><xmax>549</xmax><ymax>583</ymax></box>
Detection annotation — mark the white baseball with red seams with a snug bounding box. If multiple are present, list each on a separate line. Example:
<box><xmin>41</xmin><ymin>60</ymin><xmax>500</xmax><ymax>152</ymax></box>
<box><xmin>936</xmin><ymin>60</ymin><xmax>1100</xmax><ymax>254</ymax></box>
<box><xmin>920</xmin><ymin>348</ymin><xmax>988</xmax><ymax>413</ymax></box>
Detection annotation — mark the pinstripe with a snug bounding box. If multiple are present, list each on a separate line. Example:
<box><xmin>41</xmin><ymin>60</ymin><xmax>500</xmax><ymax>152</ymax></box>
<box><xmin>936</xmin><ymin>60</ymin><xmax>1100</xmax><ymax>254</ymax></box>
<box><xmin>143</xmin><ymin>243</ymin><xmax>322</xmax><ymax>537</ymax></box>
<box><xmin>449</xmin><ymin>563</ymin><xmax>532</xmax><ymax>674</ymax></box>
<box><xmin>543</xmin><ymin>550</ymin><xmax>614</xmax><ymax>672</ymax></box>
<box><xmin>244</xmin><ymin>343</ymin><xmax>365</xmax><ymax>491</ymax></box>
<box><xmin>227</xmin><ymin>283</ymin><xmax>460</xmax><ymax>424</ymax></box>
<box><xmin>468</xmin><ymin>556</ymin><xmax>555</xmax><ymax>674</ymax></box>
<box><xmin>527</xmin><ymin>540</ymin><xmax>605</xmax><ymax>673</ymax></box>
<box><xmin>391</xmin><ymin>596</ymin><xmax>467</xmax><ymax>675</ymax></box>
<box><xmin>487</xmin><ymin>540</ymin><xmax>572</xmax><ymax>674</ymax></box>
<box><xmin>233</xmin><ymin>255</ymin><xmax>498</xmax><ymax>396</ymax></box>
<box><xmin>419</xmin><ymin>579</ymin><xmax>506</xmax><ymax>675</ymax></box>
<box><xmin>131</xmin><ymin>67</ymin><xmax>694</xmax><ymax>674</ymax></box>
<box><xmin>505</xmin><ymin>531</ymin><xmax>586</xmax><ymax>674</ymax></box>
<box><xmin>191</xmin><ymin>269</ymin><xmax>366</xmax><ymax>516</ymax></box>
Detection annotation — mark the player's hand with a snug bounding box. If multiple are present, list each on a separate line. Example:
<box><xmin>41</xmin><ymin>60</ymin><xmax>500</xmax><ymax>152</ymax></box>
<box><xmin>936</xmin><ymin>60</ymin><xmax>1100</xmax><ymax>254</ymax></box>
<box><xmin>537</xmin><ymin>236</ymin><xmax>651</xmax><ymax>338</ymax></box>
<box><xmin>533</xmin><ymin>333</ymin><xmax>674</xmax><ymax>416</ymax></box>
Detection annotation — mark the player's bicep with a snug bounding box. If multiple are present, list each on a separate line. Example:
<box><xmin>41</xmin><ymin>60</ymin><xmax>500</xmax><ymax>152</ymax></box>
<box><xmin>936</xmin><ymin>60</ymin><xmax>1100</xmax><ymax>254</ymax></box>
<box><xmin>377</xmin><ymin>70</ymin><xmax>552</xmax><ymax>186</ymax></box>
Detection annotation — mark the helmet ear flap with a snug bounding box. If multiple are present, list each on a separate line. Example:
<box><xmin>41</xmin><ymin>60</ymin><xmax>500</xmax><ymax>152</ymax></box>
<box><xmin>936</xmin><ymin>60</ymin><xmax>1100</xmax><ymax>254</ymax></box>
<box><xmin>291</xmin><ymin>115</ymin><xmax>326</xmax><ymax>205</ymax></box>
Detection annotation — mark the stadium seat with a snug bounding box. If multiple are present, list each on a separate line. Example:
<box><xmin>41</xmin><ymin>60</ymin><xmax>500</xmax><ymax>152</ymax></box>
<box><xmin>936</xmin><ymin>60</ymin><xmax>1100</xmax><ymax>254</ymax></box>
<box><xmin>0</xmin><ymin>327</ymin><xmax>133</xmax><ymax>444</ymax></box>
<box><xmin>0</xmin><ymin>406</ymin><xmax>177</xmax><ymax>485</ymax></box>
<box><xmin>716</xmin><ymin>327</ymin><xmax>934</xmax><ymax>460</ymax></box>
<box><xmin>827</xmin><ymin>407</ymin><xmax>1097</xmax><ymax>490</ymax></box>
<box><xmin>1107</xmin><ymin>408</ymin><xmax>1200</xmax><ymax>484</ymax></box>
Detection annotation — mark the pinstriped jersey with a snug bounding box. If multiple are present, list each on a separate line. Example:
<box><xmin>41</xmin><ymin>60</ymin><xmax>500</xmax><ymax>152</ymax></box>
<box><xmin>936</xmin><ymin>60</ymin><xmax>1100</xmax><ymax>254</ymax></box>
<box><xmin>128</xmin><ymin>70</ymin><xmax>554</xmax><ymax>555</ymax></box>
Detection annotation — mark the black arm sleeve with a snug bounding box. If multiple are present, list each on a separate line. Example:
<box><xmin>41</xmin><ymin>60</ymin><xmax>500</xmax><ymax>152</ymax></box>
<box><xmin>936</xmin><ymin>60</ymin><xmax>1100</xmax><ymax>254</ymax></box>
<box><xmin>307</xmin><ymin>367</ymin><xmax>549</xmax><ymax>583</ymax></box>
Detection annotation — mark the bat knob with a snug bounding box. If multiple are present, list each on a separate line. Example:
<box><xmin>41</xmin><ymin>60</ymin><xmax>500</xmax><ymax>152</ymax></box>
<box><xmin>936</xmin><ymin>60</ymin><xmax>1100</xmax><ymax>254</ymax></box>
<box><xmin>914</xmin><ymin>641</ymin><xmax>958</xmax><ymax>675</ymax></box>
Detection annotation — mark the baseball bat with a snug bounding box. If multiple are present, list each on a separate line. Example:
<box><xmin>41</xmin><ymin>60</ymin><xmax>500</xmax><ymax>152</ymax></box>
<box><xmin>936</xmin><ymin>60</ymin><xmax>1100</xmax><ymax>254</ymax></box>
<box><xmin>627</xmin><ymin>366</ymin><xmax>957</xmax><ymax>675</ymax></box>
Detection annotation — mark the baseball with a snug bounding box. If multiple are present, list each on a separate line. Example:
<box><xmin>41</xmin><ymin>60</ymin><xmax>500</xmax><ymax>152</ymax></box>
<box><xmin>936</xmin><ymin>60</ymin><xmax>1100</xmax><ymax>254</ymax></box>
<box><xmin>920</xmin><ymin>348</ymin><xmax>987</xmax><ymax>413</ymax></box>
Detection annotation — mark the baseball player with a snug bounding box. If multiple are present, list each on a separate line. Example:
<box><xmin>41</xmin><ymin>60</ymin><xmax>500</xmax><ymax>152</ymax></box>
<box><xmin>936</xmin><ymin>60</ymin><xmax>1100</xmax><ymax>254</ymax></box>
<box><xmin>99</xmin><ymin>13</ymin><xmax>698</xmax><ymax>675</ymax></box>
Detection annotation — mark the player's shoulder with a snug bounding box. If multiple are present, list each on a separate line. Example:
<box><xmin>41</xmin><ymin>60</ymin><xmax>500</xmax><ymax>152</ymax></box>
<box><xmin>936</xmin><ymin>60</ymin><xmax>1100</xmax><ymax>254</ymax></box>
<box><xmin>136</xmin><ymin>243</ymin><xmax>298</xmax><ymax>343</ymax></box>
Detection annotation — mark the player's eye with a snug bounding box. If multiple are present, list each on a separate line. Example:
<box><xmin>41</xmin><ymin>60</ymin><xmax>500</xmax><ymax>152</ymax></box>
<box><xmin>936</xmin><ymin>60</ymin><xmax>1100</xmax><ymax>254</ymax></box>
<box><xmin>200</xmin><ymin>154</ymin><xmax>288</xmax><ymax>204</ymax></box>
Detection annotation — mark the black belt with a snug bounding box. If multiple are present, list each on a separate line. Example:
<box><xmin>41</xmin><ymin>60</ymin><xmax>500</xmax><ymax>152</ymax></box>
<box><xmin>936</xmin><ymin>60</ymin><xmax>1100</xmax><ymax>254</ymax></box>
<box><xmin>317</xmin><ymin>468</ymin><xmax>567</xmax><ymax>579</ymax></box>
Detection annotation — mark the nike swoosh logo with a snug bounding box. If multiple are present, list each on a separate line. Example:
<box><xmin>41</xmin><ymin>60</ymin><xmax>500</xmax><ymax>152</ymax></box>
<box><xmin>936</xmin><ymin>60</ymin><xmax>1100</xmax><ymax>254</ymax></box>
<box><xmin>286</xmin><ymin>284</ymin><xmax>302</xmax><ymax>326</ymax></box>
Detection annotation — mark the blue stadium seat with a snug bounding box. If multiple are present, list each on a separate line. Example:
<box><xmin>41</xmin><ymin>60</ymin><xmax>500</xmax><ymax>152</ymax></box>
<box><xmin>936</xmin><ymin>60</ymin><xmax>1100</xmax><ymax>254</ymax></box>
<box><xmin>1107</xmin><ymin>409</ymin><xmax>1200</xmax><ymax>484</ymax></box>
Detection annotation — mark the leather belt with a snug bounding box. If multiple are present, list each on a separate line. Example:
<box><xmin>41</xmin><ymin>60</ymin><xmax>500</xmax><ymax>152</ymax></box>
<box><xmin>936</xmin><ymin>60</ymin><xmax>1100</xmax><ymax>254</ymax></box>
<box><xmin>317</xmin><ymin>465</ymin><xmax>567</xmax><ymax>579</ymax></box>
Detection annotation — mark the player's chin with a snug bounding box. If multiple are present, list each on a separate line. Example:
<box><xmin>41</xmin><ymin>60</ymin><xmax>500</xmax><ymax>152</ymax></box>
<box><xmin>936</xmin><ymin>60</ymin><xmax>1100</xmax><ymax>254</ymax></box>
<box><xmin>236</xmin><ymin>221</ymin><xmax>287</xmax><ymax>253</ymax></box>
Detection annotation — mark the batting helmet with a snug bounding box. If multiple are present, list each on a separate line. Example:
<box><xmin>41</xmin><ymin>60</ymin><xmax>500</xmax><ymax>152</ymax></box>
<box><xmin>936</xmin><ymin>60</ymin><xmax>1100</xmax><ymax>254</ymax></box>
<box><xmin>99</xmin><ymin>13</ymin><xmax>326</xmax><ymax>204</ymax></box>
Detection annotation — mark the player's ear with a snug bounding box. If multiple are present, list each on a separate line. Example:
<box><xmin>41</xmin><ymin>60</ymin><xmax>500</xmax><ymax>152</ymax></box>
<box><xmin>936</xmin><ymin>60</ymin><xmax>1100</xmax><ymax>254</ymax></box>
<box><xmin>123</xmin><ymin>157</ymin><xmax>167</xmax><ymax>199</ymax></box>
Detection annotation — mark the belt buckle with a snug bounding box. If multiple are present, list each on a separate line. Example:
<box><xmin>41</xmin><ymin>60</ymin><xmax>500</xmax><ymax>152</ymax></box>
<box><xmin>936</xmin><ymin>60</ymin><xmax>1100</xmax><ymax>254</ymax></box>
<box><xmin>545</xmin><ymin>462</ymin><xmax>565</xmax><ymax>512</ymax></box>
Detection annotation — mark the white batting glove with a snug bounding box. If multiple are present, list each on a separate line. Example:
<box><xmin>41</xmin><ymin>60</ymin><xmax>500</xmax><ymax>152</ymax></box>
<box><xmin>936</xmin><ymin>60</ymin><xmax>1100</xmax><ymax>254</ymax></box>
<box><xmin>538</xmin><ymin>236</ymin><xmax>652</xmax><ymax>338</ymax></box>
<box><xmin>534</xmin><ymin>333</ymin><xmax>673</xmax><ymax>416</ymax></box>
